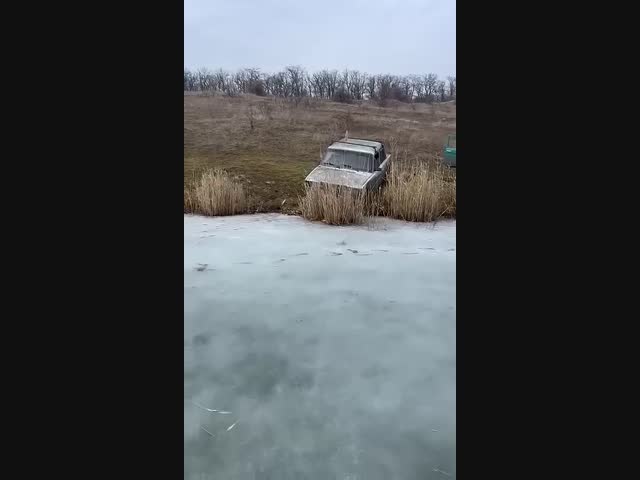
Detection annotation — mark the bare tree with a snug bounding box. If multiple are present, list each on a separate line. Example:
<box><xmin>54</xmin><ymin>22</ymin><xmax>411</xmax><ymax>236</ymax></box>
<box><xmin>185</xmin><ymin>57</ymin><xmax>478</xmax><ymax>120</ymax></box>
<box><xmin>268</xmin><ymin>71</ymin><xmax>290</xmax><ymax>97</ymax></box>
<box><xmin>447</xmin><ymin>75</ymin><xmax>456</xmax><ymax>99</ymax></box>
<box><xmin>409</xmin><ymin>75</ymin><xmax>423</xmax><ymax>101</ymax></box>
<box><xmin>394</xmin><ymin>76</ymin><xmax>412</xmax><ymax>101</ymax></box>
<box><xmin>423</xmin><ymin>73</ymin><xmax>438</xmax><ymax>103</ymax></box>
<box><xmin>285</xmin><ymin>65</ymin><xmax>307</xmax><ymax>98</ymax></box>
<box><xmin>263</xmin><ymin>74</ymin><xmax>273</xmax><ymax>96</ymax></box>
<box><xmin>212</xmin><ymin>69</ymin><xmax>226</xmax><ymax>91</ymax></box>
<box><xmin>221</xmin><ymin>70</ymin><xmax>238</xmax><ymax>96</ymax></box>
<box><xmin>366</xmin><ymin>75</ymin><xmax>376</xmax><ymax>99</ymax></box>
<box><xmin>436</xmin><ymin>80</ymin><xmax>446</xmax><ymax>102</ymax></box>
<box><xmin>243</xmin><ymin>68</ymin><xmax>265</xmax><ymax>95</ymax></box>
<box><xmin>184</xmin><ymin>69</ymin><xmax>197</xmax><ymax>91</ymax></box>
<box><xmin>341</xmin><ymin>69</ymin><xmax>352</xmax><ymax>98</ymax></box>
<box><xmin>310</xmin><ymin>71</ymin><xmax>326</xmax><ymax>98</ymax></box>
<box><xmin>376</xmin><ymin>74</ymin><xmax>394</xmax><ymax>105</ymax></box>
<box><xmin>326</xmin><ymin>70</ymin><xmax>339</xmax><ymax>99</ymax></box>
<box><xmin>348</xmin><ymin>70</ymin><xmax>366</xmax><ymax>100</ymax></box>
<box><xmin>196</xmin><ymin>67</ymin><xmax>213</xmax><ymax>91</ymax></box>
<box><xmin>305</xmin><ymin>73</ymin><xmax>314</xmax><ymax>97</ymax></box>
<box><xmin>184</xmin><ymin>65</ymin><xmax>456</xmax><ymax>106</ymax></box>
<box><xmin>233</xmin><ymin>70</ymin><xmax>247</xmax><ymax>93</ymax></box>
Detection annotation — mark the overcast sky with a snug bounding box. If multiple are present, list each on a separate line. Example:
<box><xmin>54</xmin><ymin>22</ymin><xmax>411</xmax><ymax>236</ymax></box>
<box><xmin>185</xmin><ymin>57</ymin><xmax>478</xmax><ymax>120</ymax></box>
<box><xmin>184</xmin><ymin>0</ymin><xmax>455</xmax><ymax>77</ymax></box>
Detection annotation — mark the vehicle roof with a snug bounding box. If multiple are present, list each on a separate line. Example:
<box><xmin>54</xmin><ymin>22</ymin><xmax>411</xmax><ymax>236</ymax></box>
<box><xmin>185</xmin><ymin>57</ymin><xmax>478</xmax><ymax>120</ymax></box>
<box><xmin>340</xmin><ymin>138</ymin><xmax>383</xmax><ymax>149</ymax></box>
<box><xmin>328</xmin><ymin>142</ymin><xmax>376</xmax><ymax>155</ymax></box>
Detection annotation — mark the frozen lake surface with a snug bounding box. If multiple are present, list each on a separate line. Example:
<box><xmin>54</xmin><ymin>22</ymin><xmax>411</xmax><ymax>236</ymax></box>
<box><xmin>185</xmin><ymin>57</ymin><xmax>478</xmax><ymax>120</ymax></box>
<box><xmin>185</xmin><ymin>214</ymin><xmax>456</xmax><ymax>479</ymax></box>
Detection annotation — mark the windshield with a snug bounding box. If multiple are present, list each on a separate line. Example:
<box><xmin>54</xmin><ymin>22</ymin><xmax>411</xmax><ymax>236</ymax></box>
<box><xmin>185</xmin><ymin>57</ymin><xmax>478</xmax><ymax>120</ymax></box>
<box><xmin>322</xmin><ymin>149</ymin><xmax>373</xmax><ymax>172</ymax></box>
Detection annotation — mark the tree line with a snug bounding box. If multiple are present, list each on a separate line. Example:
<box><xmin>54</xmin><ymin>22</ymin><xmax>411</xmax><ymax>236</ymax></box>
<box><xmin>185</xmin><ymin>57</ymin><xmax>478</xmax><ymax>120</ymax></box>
<box><xmin>184</xmin><ymin>66</ymin><xmax>456</xmax><ymax>105</ymax></box>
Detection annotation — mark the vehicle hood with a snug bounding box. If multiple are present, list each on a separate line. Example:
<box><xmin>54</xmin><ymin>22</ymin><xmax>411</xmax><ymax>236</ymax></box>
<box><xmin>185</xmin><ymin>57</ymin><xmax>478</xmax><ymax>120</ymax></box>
<box><xmin>305</xmin><ymin>165</ymin><xmax>372</xmax><ymax>189</ymax></box>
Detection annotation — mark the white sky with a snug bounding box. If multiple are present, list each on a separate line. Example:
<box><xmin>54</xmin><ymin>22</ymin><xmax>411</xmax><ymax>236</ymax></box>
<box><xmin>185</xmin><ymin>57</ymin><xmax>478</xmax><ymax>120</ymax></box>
<box><xmin>185</xmin><ymin>0</ymin><xmax>456</xmax><ymax>77</ymax></box>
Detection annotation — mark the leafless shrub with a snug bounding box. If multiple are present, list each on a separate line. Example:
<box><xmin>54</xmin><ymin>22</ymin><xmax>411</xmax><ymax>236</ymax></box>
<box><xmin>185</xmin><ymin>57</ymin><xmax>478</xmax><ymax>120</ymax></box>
<box><xmin>257</xmin><ymin>102</ymin><xmax>273</xmax><ymax>120</ymax></box>
<box><xmin>246</xmin><ymin>105</ymin><xmax>256</xmax><ymax>131</ymax></box>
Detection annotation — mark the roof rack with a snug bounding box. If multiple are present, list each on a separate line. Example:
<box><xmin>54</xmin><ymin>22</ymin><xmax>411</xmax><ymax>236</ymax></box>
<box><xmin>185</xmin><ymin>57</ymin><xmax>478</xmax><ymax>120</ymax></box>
<box><xmin>329</xmin><ymin>142</ymin><xmax>377</xmax><ymax>154</ymax></box>
<box><xmin>340</xmin><ymin>138</ymin><xmax>383</xmax><ymax>149</ymax></box>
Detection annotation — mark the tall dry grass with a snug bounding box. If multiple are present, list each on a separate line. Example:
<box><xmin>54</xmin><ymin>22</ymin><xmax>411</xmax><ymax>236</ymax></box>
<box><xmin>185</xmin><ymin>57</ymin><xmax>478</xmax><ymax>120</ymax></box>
<box><xmin>300</xmin><ymin>184</ymin><xmax>367</xmax><ymax>225</ymax></box>
<box><xmin>184</xmin><ymin>169</ymin><xmax>249</xmax><ymax>216</ymax></box>
<box><xmin>383</xmin><ymin>160</ymin><xmax>456</xmax><ymax>222</ymax></box>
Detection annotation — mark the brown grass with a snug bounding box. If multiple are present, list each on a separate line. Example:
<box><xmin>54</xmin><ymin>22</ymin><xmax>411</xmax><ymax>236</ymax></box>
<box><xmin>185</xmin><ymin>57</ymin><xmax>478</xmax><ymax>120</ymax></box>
<box><xmin>184</xmin><ymin>94</ymin><xmax>456</xmax><ymax>212</ymax></box>
<box><xmin>300</xmin><ymin>184</ymin><xmax>367</xmax><ymax>225</ymax></box>
<box><xmin>184</xmin><ymin>169</ymin><xmax>249</xmax><ymax>216</ymax></box>
<box><xmin>383</xmin><ymin>161</ymin><xmax>456</xmax><ymax>222</ymax></box>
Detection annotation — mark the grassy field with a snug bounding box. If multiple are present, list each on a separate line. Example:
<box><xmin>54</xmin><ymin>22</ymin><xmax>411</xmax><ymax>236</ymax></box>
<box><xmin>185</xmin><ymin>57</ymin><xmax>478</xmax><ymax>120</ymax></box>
<box><xmin>184</xmin><ymin>93</ymin><xmax>456</xmax><ymax>213</ymax></box>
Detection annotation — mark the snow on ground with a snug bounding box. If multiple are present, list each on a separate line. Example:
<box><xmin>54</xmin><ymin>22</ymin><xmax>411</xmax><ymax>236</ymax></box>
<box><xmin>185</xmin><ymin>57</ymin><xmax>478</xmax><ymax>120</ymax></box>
<box><xmin>185</xmin><ymin>214</ymin><xmax>456</xmax><ymax>480</ymax></box>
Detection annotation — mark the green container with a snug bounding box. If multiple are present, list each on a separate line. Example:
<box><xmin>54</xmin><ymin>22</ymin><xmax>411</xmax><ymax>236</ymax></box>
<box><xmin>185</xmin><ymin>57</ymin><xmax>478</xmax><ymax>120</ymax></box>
<box><xmin>443</xmin><ymin>134</ymin><xmax>456</xmax><ymax>167</ymax></box>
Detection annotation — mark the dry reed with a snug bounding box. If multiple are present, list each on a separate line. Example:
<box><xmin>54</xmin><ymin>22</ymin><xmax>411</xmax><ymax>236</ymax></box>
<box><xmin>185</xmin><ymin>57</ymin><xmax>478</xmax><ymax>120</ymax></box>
<box><xmin>300</xmin><ymin>183</ymin><xmax>367</xmax><ymax>225</ymax></box>
<box><xmin>383</xmin><ymin>160</ymin><xmax>456</xmax><ymax>222</ymax></box>
<box><xmin>184</xmin><ymin>169</ymin><xmax>248</xmax><ymax>216</ymax></box>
